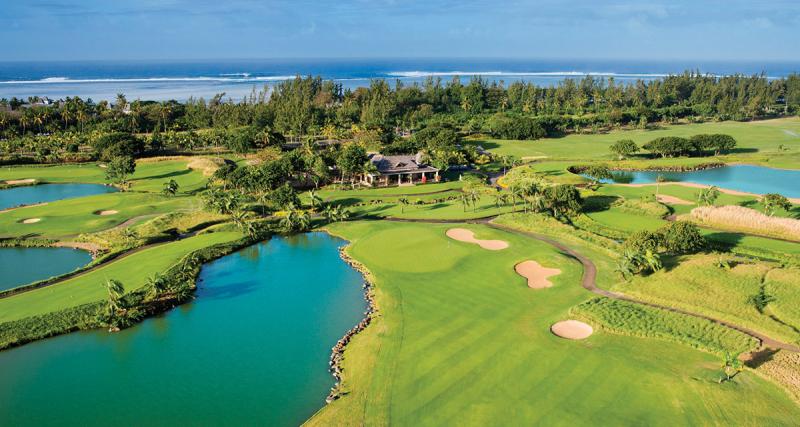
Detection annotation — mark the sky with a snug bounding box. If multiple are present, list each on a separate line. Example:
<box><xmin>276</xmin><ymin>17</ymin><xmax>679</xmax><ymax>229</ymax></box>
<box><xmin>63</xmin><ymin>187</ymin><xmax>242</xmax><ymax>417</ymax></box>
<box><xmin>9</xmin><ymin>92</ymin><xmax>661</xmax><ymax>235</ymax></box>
<box><xmin>1</xmin><ymin>0</ymin><xmax>799</xmax><ymax>61</ymax></box>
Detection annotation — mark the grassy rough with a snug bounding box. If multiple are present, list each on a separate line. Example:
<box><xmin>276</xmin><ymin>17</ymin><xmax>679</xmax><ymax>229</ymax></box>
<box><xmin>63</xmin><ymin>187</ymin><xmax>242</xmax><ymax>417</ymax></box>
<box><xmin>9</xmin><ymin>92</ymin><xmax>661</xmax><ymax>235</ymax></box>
<box><xmin>572</xmin><ymin>297</ymin><xmax>758</xmax><ymax>356</ymax></box>
<box><xmin>689</xmin><ymin>205</ymin><xmax>800</xmax><ymax>242</ymax></box>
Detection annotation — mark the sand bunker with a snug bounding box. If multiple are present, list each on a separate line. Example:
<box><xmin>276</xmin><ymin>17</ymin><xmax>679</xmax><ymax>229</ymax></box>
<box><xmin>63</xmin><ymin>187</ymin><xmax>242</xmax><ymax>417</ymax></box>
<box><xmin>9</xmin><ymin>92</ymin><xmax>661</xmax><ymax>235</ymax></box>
<box><xmin>515</xmin><ymin>261</ymin><xmax>562</xmax><ymax>289</ymax></box>
<box><xmin>551</xmin><ymin>320</ymin><xmax>594</xmax><ymax>340</ymax></box>
<box><xmin>656</xmin><ymin>195</ymin><xmax>693</xmax><ymax>205</ymax></box>
<box><xmin>446</xmin><ymin>228</ymin><xmax>509</xmax><ymax>250</ymax></box>
<box><xmin>4</xmin><ymin>178</ymin><xmax>36</xmax><ymax>185</ymax></box>
<box><xmin>96</xmin><ymin>210</ymin><xmax>119</xmax><ymax>216</ymax></box>
<box><xmin>21</xmin><ymin>218</ymin><xmax>41</xmax><ymax>224</ymax></box>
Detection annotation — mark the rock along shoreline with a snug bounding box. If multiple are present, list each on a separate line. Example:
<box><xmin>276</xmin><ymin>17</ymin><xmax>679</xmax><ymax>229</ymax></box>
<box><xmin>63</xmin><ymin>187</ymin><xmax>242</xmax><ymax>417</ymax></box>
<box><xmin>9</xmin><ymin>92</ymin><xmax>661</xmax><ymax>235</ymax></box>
<box><xmin>326</xmin><ymin>245</ymin><xmax>377</xmax><ymax>404</ymax></box>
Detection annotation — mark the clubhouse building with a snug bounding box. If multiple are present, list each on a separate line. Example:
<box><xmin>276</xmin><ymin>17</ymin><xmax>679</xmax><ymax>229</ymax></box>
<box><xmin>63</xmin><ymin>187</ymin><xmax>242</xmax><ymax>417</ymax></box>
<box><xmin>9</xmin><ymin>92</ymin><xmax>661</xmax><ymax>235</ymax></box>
<box><xmin>363</xmin><ymin>152</ymin><xmax>441</xmax><ymax>186</ymax></box>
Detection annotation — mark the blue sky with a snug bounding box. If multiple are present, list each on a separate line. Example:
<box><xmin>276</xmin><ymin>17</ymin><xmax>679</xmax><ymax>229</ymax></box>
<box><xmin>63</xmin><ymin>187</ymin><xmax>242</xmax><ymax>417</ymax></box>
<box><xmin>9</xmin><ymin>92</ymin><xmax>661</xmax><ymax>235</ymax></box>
<box><xmin>1</xmin><ymin>0</ymin><xmax>799</xmax><ymax>61</ymax></box>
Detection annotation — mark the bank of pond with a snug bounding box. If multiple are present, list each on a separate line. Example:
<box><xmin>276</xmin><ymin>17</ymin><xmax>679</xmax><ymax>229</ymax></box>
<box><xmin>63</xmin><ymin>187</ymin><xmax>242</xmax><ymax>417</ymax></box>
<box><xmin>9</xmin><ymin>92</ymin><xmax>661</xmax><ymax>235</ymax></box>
<box><xmin>0</xmin><ymin>232</ymin><xmax>367</xmax><ymax>426</ymax></box>
<box><xmin>606</xmin><ymin>165</ymin><xmax>800</xmax><ymax>198</ymax></box>
<box><xmin>0</xmin><ymin>183</ymin><xmax>118</xmax><ymax>211</ymax></box>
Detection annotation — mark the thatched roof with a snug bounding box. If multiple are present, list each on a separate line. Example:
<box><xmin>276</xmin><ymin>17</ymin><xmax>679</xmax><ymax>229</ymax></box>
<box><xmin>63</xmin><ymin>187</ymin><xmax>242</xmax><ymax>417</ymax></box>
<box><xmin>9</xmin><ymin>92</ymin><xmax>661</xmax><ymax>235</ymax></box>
<box><xmin>368</xmin><ymin>152</ymin><xmax>439</xmax><ymax>175</ymax></box>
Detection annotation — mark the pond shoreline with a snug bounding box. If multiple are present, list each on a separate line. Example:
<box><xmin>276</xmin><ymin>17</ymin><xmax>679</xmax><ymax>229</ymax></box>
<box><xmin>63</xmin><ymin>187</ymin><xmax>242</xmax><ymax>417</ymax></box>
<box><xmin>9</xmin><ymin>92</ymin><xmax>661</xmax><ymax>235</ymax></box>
<box><xmin>324</xmin><ymin>241</ymin><xmax>378</xmax><ymax>404</ymax></box>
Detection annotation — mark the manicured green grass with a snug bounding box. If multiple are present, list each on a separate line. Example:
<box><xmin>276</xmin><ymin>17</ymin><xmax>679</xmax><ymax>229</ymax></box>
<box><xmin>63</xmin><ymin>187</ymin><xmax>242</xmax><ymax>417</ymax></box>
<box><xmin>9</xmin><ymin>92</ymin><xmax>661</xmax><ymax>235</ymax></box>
<box><xmin>317</xmin><ymin>181</ymin><xmax>463</xmax><ymax>198</ymax></box>
<box><xmin>466</xmin><ymin>117</ymin><xmax>800</xmax><ymax>168</ymax></box>
<box><xmin>0</xmin><ymin>159</ymin><xmax>208</xmax><ymax>193</ymax></box>
<box><xmin>613</xmin><ymin>254</ymin><xmax>800</xmax><ymax>345</ymax></box>
<box><xmin>573</xmin><ymin>298</ymin><xmax>758</xmax><ymax>356</ymax></box>
<box><xmin>0</xmin><ymin>192</ymin><xmax>195</xmax><ymax>239</ymax></box>
<box><xmin>309</xmin><ymin>220</ymin><xmax>800</xmax><ymax>425</ymax></box>
<box><xmin>0</xmin><ymin>231</ymin><xmax>242</xmax><ymax>323</ymax></box>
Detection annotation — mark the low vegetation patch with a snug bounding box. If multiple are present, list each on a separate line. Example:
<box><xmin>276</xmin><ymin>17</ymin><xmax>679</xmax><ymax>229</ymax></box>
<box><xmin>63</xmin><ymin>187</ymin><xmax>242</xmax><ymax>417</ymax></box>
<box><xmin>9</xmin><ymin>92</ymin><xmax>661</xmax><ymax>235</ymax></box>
<box><xmin>688</xmin><ymin>205</ymin><xmax>800</xmax><ymax>242</ymax></box>
<box><xmin>754</xmin><ymin>351</ymin><xmax>800</xmax><ymax>402</ymax></box>
<box><xmin>572</xmin><ymin>297</ymin><xmax>758</xmax><ymax>355</ymax></box>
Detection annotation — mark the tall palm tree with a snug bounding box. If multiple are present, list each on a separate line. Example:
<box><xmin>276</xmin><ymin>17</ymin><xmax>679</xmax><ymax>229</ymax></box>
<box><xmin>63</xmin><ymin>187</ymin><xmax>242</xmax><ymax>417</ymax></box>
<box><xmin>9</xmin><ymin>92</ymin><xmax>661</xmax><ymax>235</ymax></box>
<box><xmin>308</xmin><ymin>190</ymin><xmax>323</xmax><ymax>210</ymax></box>
<box><xmin>398</xmin><ymin>197</ymin><xmax>410</xmax><ymax>213</ymax></box>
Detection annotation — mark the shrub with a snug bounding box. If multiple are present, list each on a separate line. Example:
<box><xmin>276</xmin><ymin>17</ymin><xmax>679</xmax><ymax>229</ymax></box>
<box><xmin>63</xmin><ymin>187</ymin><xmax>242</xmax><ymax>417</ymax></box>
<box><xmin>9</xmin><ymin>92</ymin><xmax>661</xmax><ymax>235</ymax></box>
<box><xmin>660</xmin><ymin>221</ymin><xmax>705</xmax><ymax>254</ymax></box>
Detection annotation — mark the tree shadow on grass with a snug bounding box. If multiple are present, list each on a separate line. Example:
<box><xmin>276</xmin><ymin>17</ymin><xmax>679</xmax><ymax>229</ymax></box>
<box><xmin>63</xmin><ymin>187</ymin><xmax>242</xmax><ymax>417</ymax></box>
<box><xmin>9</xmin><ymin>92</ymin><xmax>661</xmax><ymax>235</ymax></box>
<box><xmin>134</xmin><ymin>169</ymin><xmax>192</xmax><ymax>181</ymax></box>
<box><xmin>582</xmin><ymin>195</ymin><xmax>619</xmax><ymax>213</ymax></box>
<box><xmin>743</xmin><ymin>347</ymin><xmax>779</xmax><ymax>369</ymax></box>
<box><xmin>705</xmin><ymin>232</ymin><xmax>744</xmax><ymax>252</ymax></box>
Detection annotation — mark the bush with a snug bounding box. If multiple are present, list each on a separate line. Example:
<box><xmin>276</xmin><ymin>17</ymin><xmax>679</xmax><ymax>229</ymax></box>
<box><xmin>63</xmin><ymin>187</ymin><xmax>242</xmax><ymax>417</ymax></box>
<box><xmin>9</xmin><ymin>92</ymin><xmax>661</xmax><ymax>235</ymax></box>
<box><xmin>623</xmin><ymin>230</ymin><xmax>663</xmax><ymax>253</ymax></box>
<box><xmin>660</xmin><ymin>222</ymin><xmax>706</xmax><ymax>254</ymax></box>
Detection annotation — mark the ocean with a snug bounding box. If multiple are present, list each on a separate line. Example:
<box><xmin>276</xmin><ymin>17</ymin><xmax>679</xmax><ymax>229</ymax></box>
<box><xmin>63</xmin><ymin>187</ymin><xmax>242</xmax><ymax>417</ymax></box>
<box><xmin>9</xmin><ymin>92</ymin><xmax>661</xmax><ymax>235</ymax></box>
<box><xmin>0</xmin><ymin>58</ymin><xmax>797</xmax><ymax>102</ymax></box>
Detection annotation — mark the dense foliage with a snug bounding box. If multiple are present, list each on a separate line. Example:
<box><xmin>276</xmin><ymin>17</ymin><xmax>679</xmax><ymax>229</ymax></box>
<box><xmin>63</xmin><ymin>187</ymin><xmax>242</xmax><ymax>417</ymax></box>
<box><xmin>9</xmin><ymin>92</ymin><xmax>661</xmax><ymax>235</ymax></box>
<box><xmin>1</xmin><ymin>72</ymin><xmax>798</xmax><ymax>164</ymax></box>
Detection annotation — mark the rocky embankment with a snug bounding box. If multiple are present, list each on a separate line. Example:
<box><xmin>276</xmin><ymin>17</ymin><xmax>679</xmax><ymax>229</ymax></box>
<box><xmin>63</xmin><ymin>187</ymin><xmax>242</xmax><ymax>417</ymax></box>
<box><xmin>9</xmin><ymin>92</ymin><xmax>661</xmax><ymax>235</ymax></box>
<box><xmin>326</xmin><ymin>246</ymin><xmax>377</xmax><ymax>404</ymax></box>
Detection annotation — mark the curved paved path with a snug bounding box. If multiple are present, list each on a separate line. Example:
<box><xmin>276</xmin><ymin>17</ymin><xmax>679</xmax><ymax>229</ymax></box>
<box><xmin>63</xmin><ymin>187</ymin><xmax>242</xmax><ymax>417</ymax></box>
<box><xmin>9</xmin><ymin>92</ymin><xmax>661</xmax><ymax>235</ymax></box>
<box><xmin>386</xmin><ymin>215</ymin><xmax>800</xmax><ymax>353</ymax></box>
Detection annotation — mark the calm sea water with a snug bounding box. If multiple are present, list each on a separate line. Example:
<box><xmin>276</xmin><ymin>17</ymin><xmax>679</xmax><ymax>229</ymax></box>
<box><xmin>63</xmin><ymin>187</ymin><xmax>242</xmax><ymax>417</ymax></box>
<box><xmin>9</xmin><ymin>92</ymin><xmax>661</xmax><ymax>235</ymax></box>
<box><xmin>0</xmin><ymin>247</ymin><xmax>91</xmax><ymax>291</ymax></box>
<box><xmin>608</xmin><ymin>165</ymin><xmax>800</xmax><ymax>198</ymax></box>
<box><xmin>0</xmin><ymin>232</ymin><xmax>366</xmax><ymax>426</ymax></box>
<box><xmin>0</xmin><ymin>58</ymin><xmax>797</xmax><ymax>101</ymax></box>
<box><xmin>0</xmin><ymin>183</ymin><xmax>118</xmax><ymax>210</ymax></box>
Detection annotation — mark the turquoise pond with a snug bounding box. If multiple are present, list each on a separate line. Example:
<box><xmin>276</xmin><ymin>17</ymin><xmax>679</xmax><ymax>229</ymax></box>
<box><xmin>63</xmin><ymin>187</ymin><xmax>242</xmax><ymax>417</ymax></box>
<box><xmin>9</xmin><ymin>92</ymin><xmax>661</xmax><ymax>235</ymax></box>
<box><xmin>0</xmin><ymin>183</ymin><xmax>118</xmax><ymax>210</ymax></box>
<box><xmin>606</xmin><ymin>165</ymin><xmax>800</xmax><ymax>198</ymax></box>
<box><xmin>0</xmin><ymin>247</ymin><xmax>92</xmax><ymax>291</ymax></box>
<box><xmin>0</xmin><ymin>232</ymin><xmax>367</xmax><ymax>426</ymax></box>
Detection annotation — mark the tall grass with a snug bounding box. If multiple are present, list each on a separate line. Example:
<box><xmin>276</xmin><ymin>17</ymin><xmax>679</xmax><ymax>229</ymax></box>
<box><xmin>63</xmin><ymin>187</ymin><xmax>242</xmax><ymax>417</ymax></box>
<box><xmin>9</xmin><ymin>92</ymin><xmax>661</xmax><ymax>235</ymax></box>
<box><xmin>573</xmin><ymin>297</ymin><xmax>758</xmax><ymax>355</ymax></box>
<box><xmin>689</xmin><ymin>205</ymin><xmax>800</xmax><ymax>242</ymax></box>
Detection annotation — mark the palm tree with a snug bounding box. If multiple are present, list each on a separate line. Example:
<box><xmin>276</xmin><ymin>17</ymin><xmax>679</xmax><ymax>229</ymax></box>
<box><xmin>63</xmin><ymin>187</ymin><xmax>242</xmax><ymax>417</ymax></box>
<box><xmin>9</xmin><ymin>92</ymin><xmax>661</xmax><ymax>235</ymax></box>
<box><xmin>655</xmin><ymin>174</ymin><xmax>667</xmax><ymax>197</ymax></box>
<box><xmin>308</xmin><ymin>190</ymin><xmax>323</xmax><ymax>210</ymax></box>
<box><xmin>643</xmin><ymin>249</ymin><xmax>663</xmax><ymax>273</ymax></box>
<box><xmin>398</xmin><ymin>197</ymin><xmax>410</xmax><ymax>213</ymax></box>
<box><xmin>696</xmin><ymin>186</ymin><xmax>720</xmax><ymax>206</ymax></box>
<box><xmin>162</xmin><ymin>179</ymin><xmax>179</xmax><ymax>196</ymax></box>
<box><xmin>145</xmin><ymin>274</ymin><xmax>167</xmax><ymax>300</ymax></box>
<box><xmin>720</xmin><ymin>352</ymin><xmax>743</xmax><ymax>383</ymax></box>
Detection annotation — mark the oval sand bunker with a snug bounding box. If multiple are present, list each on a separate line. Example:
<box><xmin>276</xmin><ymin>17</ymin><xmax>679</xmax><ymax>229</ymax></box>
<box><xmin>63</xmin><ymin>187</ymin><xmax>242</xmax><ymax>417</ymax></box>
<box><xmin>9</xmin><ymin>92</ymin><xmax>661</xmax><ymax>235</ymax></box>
<box><xmin>96</xmin><ymin>210</ymin><xmax>119</xmax><ymax>216</ymax></box>
<box><xmin>551</xmin><ymin>320</ymin><xmax>593</xmax><ymax>340</ymax></box>
<box><xmin>446</xmin><ymin>228</ymin><xmax>509</xmax><ymax>250</ymax></box>
<box><xmin>515</xmin><ymin>261</ymin><xmax>561</xmax><ymax>289</ymax></box>
<box><xmin>22</xmin><ymin>218</ymin><xmax>42</xmax><ymax>224</ymax></box>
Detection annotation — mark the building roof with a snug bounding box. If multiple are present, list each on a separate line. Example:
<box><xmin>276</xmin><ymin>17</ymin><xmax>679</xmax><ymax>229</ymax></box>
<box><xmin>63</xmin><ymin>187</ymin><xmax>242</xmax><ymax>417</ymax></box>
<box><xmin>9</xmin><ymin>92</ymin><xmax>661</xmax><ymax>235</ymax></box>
<box><xmin>368</xmin><ymin>152</ymin><xmax>439</xmax><ymax>175</ymax></box>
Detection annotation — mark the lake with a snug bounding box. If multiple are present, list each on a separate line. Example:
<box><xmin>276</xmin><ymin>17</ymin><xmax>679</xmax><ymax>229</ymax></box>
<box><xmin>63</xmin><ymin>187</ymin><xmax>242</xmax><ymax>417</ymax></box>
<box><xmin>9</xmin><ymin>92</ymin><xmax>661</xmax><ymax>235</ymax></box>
<box><xmin>0</xmin><ymin>246</ymin><xmax>92</xmax><ymax>291</ymax></box>
<box><xmin>0</xmin><ymin>232</ymin><xmax>367</xmax><ymax>426</ymax></box>
<box><xmin>0</xmin><ymin>183</ymin><xmax>118</xmax><ymax>210</ymax></box>
<box><xmin>608</xmin><ymin>165</ymin><xmax>800</xmax><ymax>198</ymax></box>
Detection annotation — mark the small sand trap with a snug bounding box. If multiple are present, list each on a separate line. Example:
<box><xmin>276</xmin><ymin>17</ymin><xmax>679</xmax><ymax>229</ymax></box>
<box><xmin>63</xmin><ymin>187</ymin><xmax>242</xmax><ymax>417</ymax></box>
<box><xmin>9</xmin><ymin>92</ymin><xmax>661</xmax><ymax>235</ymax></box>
<box><xmin>551</xmin><ymin>320</ymin><xmax>594</xmax><ymax>340</ymax></box>
<box><xmin>515</xmin><ymin>261</ymin><xmax>562</xmax><ymax>289</ymax></box>
<box><xmin>22</xmin><ymin>218</ymin><xmax>41</xmax><ymax>224</ymax></box>
<box><xmin>656</xmin><ymin>195</ymin><xmax>693</xmax><ymax>205</ymax></box>
<box><xmin>446</xmin><ymin>228</ymin><xmax>509</xmax><ymax>250</ymax></box>
<box><xmin>4</xmin><ymin>178</ymin><xmax>36</xmax><ymax>185</ymax></box>
<box><xmin>96</xmin><ymin>210</ymin><xmax>119</xmax><ymax>216</ymax></box>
